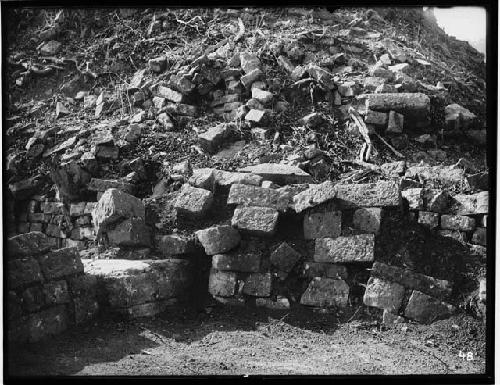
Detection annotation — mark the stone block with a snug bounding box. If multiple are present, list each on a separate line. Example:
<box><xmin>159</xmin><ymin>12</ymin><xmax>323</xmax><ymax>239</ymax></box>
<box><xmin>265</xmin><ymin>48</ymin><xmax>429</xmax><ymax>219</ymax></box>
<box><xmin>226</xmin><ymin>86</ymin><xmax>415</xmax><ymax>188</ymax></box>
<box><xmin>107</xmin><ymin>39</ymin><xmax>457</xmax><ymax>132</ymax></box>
<box><xmin>188</xmin><ymin>168</ymin><xmax>216</xmax><ymax>191</ymax></box>
<box><xmin>198</xmin><ymin>123</ymin><xmax>236</xmax><ymax>154</ymax></box>
<box><xmin>242</xmin><ymin>272</ymin><xmax>272</xmax><ymax>297</ymax></box>
<box><xmin>240</xmin><ymin>53</ymin><xmax>261</xmax><ymax>73</ymax></box>
<box><xmin>363</xmin><ymin>277</ymin><xmax>405</xmax><ymax>312</ymax></box>
<box><xmin>244</xmin><ymin>108</ymin><xmax>268</xmax><ymax>124</ymax></box>
<box><xmin>209</xmin><ymin>269</ymin><xmax>237</xmax><ymax>297</ymax></box>
<box><xmin>335</xmin><ymin>181</ymin><xmax>400</xmax><ymax>209</ymax></box>
<box><xmin>241</xmin><ymin>68</ymin><xmax>264</xmax><ymax>88</ymax></box>
<box><xmin>314</xmin><ymin>234</ymin><xmax>375</xmax><ymax>263</ymax></box>
<box><xmin>157</xmin><ymin>86</ymin><xmax>184</xmax><ymax>103</ymax></box>
<box><xmin>30</xmin><ymin>223</ymin><xmax>44</xmax><ymax>232</ymax></box>
<box><xmin>270</xmin><ymin>242</ymin><xmax>302</xmax><ymax>275</ymax></box>
<box><xmin>386</xmin><ymin>110</ymin><xmax>404</xmax><ymax>134</ymax></box>
<box><xmin>174</xmin><ymin>184</ymin><xmax>214</xmax><ymax>217</ymax></box>
<box><xmin>37</xmin><ymin>247</ymin><xmax>84</xmax><ymax>280</ymax></box>
<box><xmin>472</xmin><ymin>228</ymin><xmax>486</xmax><ymax>246</ymax></box>
<box><xmin>404</xmin><ymin>290</ymin><xmax>455</xmax><ymax>324</ymax></box>
<box><xmin>382</xmin><ymin>309</ymin><xmax>406</xmax><ymax>325</ymax></box>
<box><xmin>450</xmin><ymin>192</ymin><xmax>488</xmax><ymax>215</ymax></box>
<box><xmin>70</xmin><ymin>226</ymin><xmax>96</xmax><ymax>241</ymax></box>
<box><xmin>417</xmin><ymin>211</ymin><xmax>440</xmax><ymax>229</ymax></box>
<box><xmin>423</xmin><ymin>189</ymin><xmax>449</xmax><ymax>213</ymax></box>
<box><xmin>214</xmin><ymin>170</ymin><xmax>263</xmax><ymax>187</ymax></box>
<box><xmin>302</xmin><ymin>262</ymin><xmax>348</xmax><ymax>280</ymax></box>
<box><xmin>7</xmin><ymin>231</ymin><xmax>53</xmax><ymax>259</ymax></box>
<box><xmin>440</xmin><ymin>215</ymin><xmax>476</xmax><ymax>231</ymax></box>
<box><xmin>292</xmin><ymin>181</ymin><xmax>337</xmax><ymax>213</ymax></box>
<box><xmin>155</xmin><ymin>234</ymin><xmax>195</xmax><ymax>257</ymax></box>
<box><xmin>231</xmin><ymin>206</ymin><xmax>279</xmax><ymax>236</ymax></box>
<box><xmin>67</xmin><ymin>274</ymin><xmax>98</xmax><ymax>297</ymax></box>
<box><xmin>353</xmin><ymin>208</ymin><xmax>383</xmax><ymax>234</ymax></box>
<box><xmin>46</xmin><ymin>224</ymin><xmax>67</xmax><ymax>238</ymax></box>
<box><xmin>195</xmin><ymin>225</ymin><xmax>241</xmax><ymax>255</ymax></box>
<box><xmin>365</xmin><ymin>110</ymin><xmax>388</xmax><ymax>126</ymax></box>
<box><xmin>300</xmin><ymin>277</ymin><xmax>349</xmax><ymax>307</ymax></box>
<box><xmin>402</xmin><ymin>188</ymin><xmax>424</xmax><ymax>210</ymax></box>
<box><xmin>303</xmin><ymin>210</ymin><xmax>342</xmax><ymax>239</ymax></box>
<box><xmin>227</xmin><ymin>183</ymin><xmax>289</xmax><ymax>212</ymax></box>
<box><xmin>106</xmin><ymin>218</ymin><xmax>151</xmax><ymax>247</ymax></box>
<box><xmin>239</xmin><ymin>163</ymin><xmax>312</xmax><ymax>185</ymax></box>
<box><xmin>8</xmin><ymin>257</ymin><xmax>44</xmax><ymax>289</ymax></box>
<box><xmin>212</xmin><ymin>253</ymin><xmax>260</xmax><ymax>273</ymax></box>
<box><xmin>88</xmin><ymin>178</ymin><xmax>135</xmax><ymax>194</ymax></box>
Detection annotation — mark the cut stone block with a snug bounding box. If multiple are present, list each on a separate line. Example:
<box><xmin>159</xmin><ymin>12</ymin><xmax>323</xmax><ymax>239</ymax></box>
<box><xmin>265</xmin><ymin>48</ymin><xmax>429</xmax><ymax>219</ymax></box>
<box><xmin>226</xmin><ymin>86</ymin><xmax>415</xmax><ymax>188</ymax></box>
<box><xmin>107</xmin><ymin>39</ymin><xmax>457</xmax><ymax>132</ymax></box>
<box><xmin>302</xmin><ymin>262</ymin><xmax>348</xmax><ymax>280</ymax></box>
<box><xmin>371</xmin><ymin>262</ymin><xmax>452</xmax><ymax>300</ymax></box>
<box><xmin>440</xmin><ymin>215</ymin><xmax>476</xmax><ymax>231</ymax></box>
<box><xmin>303</xmin><ymin>210</ymin><xmax>342</xmax><ymax>239</ymax></box>
<box><xmin>8</xmin><ymin>257</ymin><xmax>44</xmax><ymax>289</ymax></box>
<box><xmin>404</xmin><ymin>290</ymin><xmax>455</xmax><ymax>324</ymax></box>
<box><xmin>239</xmin><ymin>163</ymin><xmax>313</xmax><ymax>185</ymax></box>
<box><xmin>300</xmin><ymin>277</ymin><xmax>349</xmax><ymax>307</ymax></box>
<box><xmin>214</xmin><ymin>170</ymin><xmax>263</xmax><ymax>187</ymax></box>
<box><xmin>188</xmin><ymin>168</ymin><xmax>216</xmax><ymax>191</ymax></box>
<box><xmin>227</xmin><ymin>183</ymin><xmax>289</xmax><ymax>212</ymax></box>
<box><xmin>209</xmin><ymin>269</ymin><xmax>237</xmax><ymax>297</ymax></box>
<box><xmin>155</xmin><ymin>234</ymin><xmax>195</xmax><ymax>257</ymax></box>
<box><xmin>386</xmin><ymin>110</ymin><xmax>404</xmax><ymax>134</ymax></box>
<box><xmin>46</xmin><ymin>224</ymin><xmax>67</xmax><ymax>239</ymax></box>
<box><xmin>231</xmin><ymin>206</ymin><xmax>279</xmax><ymax>237</ymax></box>
<box><xmin>240</xmin><ymin>53</ymin><xmax>261</xmax><ymax>73</ymax></box>
<box><xmin>417</xmin><ymin>211</ymin><xmax>440</xmax><ymax>229</ymax></box>
<box><xmin>195</xmin><ymin>225</ymin><xmax>241</xmax><ymax>255</ymax></box>
<box><xmin>212</xmin><ymin>253</ymin><xmax>260</xmax><ymax>273</ymax></box>
<box><xmin>353</xmin><ymin>208</ymin><xmax>383</xmax><ymax>234</ymax></box>
<box><xmin>314</xmin><ymin>234</ymin><xmax>375</xmax><ymax>263</ymax></box>
<box><xmin>37</xmin><ymin>247</ymin><xmax>84</xmax><ymax>280</ymax></box>
<box><xmin>157</xmin><ymin>86</ymin><xmax>184</xmax><ymax>103</ymax></box>
<box><xmin>335</xmin><ymin>181</ymin><xmax>400</xmax><ymax>209</ymax></box>
<box><xmin>198</xmin><ymin>123</ymin><xmax>236</xmax><ymax>154</ymax></box>
<box><xmin>365</xmin><ymin>110</ymin><xmax>388</xmax><ymax>126</ymax></box>
<box><xmin>106</xmin><ymin>218</ymin><xmax>151</xmax><ymax>247</ymax></box>
<box><xmin>270</xmin><ymin>242</ymin><xmax>302</xmax><ymax>275</ymax></box>
<box><xmin>292</xmin><ymin>181</ymin><xmax>337</xmax><ymax>213</ymax></box>
<box><xmin>174</xmin><ymin>184</ymin><xmax>214</xmax><ymax>217</ymax></box>
<box><xmin>70</xmin><ymin>202</ymin><xmax>87</xmax><ymax>217</ymax></box>
<box><xmin>472</xmin><ymin>227</ymin><xmax>486</xmax><ymax>246</ymax></box>
<box><xmin>405</xmin><ymin>165</ymin><xmax>465</xmax><ymax>185</ymax></box>
<box><xmin>450</xmin><ymin>192</ymin><xmax>488</xmax><ymax>215</ymax></box>
<box><xmin>241</xmin><ymin>68</ymin><xmax>264</xmax><ymax>88</ymax></box>
<box><xmin>363</xmin><ymin>277</ymin><xmax>405</xmax><ymax>312</ymax></box>
<box><xmin>242</xmin><ymin>272</ymin><xmax>272</xmax><ymax>297</ymax></box>
<box><xmin>402</xmin><ymin>188</ymin><xmax>424</xmax><ymax>210</ymax></box>
<box><xmin>7</xmin><ymin>231</ymin><xmax>53</xmax><ymax>259</ymax></box>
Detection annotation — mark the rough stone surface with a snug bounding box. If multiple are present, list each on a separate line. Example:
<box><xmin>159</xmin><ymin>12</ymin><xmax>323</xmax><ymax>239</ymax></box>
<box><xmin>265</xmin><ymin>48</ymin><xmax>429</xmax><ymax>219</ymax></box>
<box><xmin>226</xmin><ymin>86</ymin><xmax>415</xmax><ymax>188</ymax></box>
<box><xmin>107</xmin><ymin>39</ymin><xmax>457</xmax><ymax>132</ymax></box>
<box><xmin>424</xmin><ymin>189</ymin><xmax>449</xmax><ymax>213</ymax></box>
<box><xmin>472</xmin><ymin>227</ymin><xmax>486</xmax><ymax>246</ymax></box>
<box><xmin>363</xmin><ymin>277</ymin><xmax>405</xmax><ymax>312</ymax></box>
<box><xmin>382</xmin><ymin>309</ymin><xmax>406</xmax><ymax>325</ymax></box>
<box><xmin>402</xmin><ymin>188</ymin><xmax>424</xmax><ymax>210</ymax></box>
<box><xmin>353</xmin><ymin>208</ymin><xmax>383</xmax><ymax>234</ymax></box>
<box><xmin>212</xmin><ymin>253</ymin><xmax>260</xmax><ymax>273</ymax></box>
<box><xmin>270</xmin><ymin>242</ymin><xmax>302</xmax><ymax>275</ymax></box>
<box><xmin>26</xmin><ymin>305</ymin><xmax>69</xmax><ymax>343</ymax></box>
<box><xmin>386</xmin><ymin>110</ymin><xmax>404</xmax><ymax>134</ymax></box>
<box><xmin>155</xmin><ymin>234</ymin><xmax>195</xmax><ymax>257</ymax></box>
<box><xmin>231</xmin><ymin>206</ymin><xmax>279</xmax><ymax>236</ymax></box>
<box><xmin>303</xmin><ymin>211</ymin><xmax>342</xmax><ymax>239</ymax></box>
<box><xmin>227</xmin><ymin>183</ymin><xmax>289</xmax><ymax>212</ymax></box>
<box><xmin>189</xmin><ymin>168</ymin><xmax>215</xmax><ymax>190</ymax></box>
<box><xmin>37</xmin><ymin>247</ymin><xmax>84</xmax><ymax>280</ymax></box>
<box><xmin>198</xmin><ymin>123</ymin><xmax>236</xmax><ymax>154</ymax></box>
<box><xmin>335</xmin><ymin>181</ymin><xmax>400</xmax><ymax>209</ymax></box>
<box><xmin>195</xmin><ymin>225</ymin><xmax>241</xmax><ymax>255</ymax></box>
<box><xmin>256</xmin><ymin>297</ymin><xmax>290</xmax><ymax>310</ymax></box>
<box><xmin>214</xmin><ymin>170</ymin><xmax>263</xmax><ymax>187</ymax></box>
<box><xmin>8</xmin><ymin>257</ymin><xmax>44</xmax><ymax>289</ymax></box>
<box><xmin>106</xmin><ymin>218</ymin><xmax>151</xmax><ymax>247</ymax></box>
<box><xmin>208</xmin><ymin>269</ymin><xmax>237</xmax><ymax>297</ymax></box>
<box><xmin>8</xmin><ymin>232</ymin><xmax>53</xmax><ymax>259</ymax></box>
<box><xmin>314</xmin><ymin>234</ymin><xmax>375</xmax><ymax>263</ymax></box>
<box><xmin>371</xmin><ymin>262</ymin><xmax>452</xmax><ymax>300</ymax></box>
<box><xmin>440</xmin><ymin>215</ymin><xmax>476</xmax><ymax>231</ymax></box>
<box><xmin>404</xmin><ymin>290</ymin><xmax>455</xmax><ymax>324</ymax></box>
<box><xmin>417</xmin><ymin>211</ymin><xmax>440</xmax><ymax>229</ymax></box>
<box><xmin>300</xmin><ymin>277</ymin><xmax>349</xmax><ymax>307</ymax></box>
<box><xmin>242</xmin><ymin>272</ymin><xmax>272</xmax><ymax>297</ymax></box>
<box><xmin>239</xmin><ymin>163</ymin><xmax>313</xmax><ymax>185</ymax></box>
<box><xmin>292</xmin><ymin>181</ymin><xmax>337</xmax><ymax>213</ymax></box>
<box><xmin>302</xmin><ymin>262</ymin><xmax>348</xmax><ymax>280</ymax></box>
<box><xmin>88</xmin><ymin>178</ymin><xmax>135</xmax><ymax>194</ymax></box>
<box><xmin>450</xmin><ymin>192</ymin><xmax>488</xmax><ymax>215</ymax></box>
<box><xmin>365</xmin><ymin>110</ymin><xmax>388</xmax><ymax>126</ymax></box>
<box><xmin>43</xmin><ymin>280</ymin><xmax>71</xmax><ymax>305</ymax></box>
<box><xmin>405</xmin><ymin>165</ymin><xmax>465</xmax><ymax>185</ymax></box>
<box><xmin>174</xmin><ymin>184</ymin><xmax>214</xmax><ymax>217</ymax></box>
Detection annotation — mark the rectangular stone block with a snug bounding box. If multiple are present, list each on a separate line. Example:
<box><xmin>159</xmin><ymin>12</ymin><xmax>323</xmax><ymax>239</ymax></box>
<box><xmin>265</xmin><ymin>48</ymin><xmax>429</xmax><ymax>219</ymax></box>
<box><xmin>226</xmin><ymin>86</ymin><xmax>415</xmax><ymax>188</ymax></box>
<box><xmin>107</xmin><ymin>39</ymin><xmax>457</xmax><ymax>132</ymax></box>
<box><xmin>64</xmin><ymin>239</ymin><xmax>86</xmax><ymax>249</ymax></box>
<box><xmin>353</xmin><ymin>208</ymin><xmax>383</xmax><ymax>234</ymax></box>
<box><xmin>335</xmin><ymin>181</ymin><xmax>400</xmax><ymax>209</ymax></box>
<box><xmin>198</xmin><ymin>123</ymin><xmax>236</xmax><ymax>154</ymax></box>
<box><xmin>304</xmin><ymin>210</ymin><xmax>342</xmax><ymax>239</ymax></box>
<box><xmin>155</xmin><ymin>234</ymin><xmax>195</xmax><ymax>257</ymax></box>
<box><xmin>70</xmin><ymin>202</ymin><xmax>87</xmax><ymax>216</ymax></box>
<box><xmin>174</xmin><ymin>184</ymin><xmax>214</xmax><ymax>217</ymax></box>
<box><xmin>256</xmin><ymin>296</ymin><xmax>290</xmax><ymax>310</ymax></box>
<box><xmin>440</xmin><ymin>215</ymin><xmax>476</xmax><ymax>231</ymax></box>
<box><xmin>214</xmin><ymin>170</ymin><xmax>263</xmax><ymax>187</ymax></box>
<box><xmin>41</xmin><ymin>202</ymin><xmax>65</xmax><ymax>214</ymax></box>
<box><xmin>302</xmin><ymin>262</ymin><xmax>348</xmax><ymax>280</ymax></box>
<box><xmin>371</xmin><ymin>262</ymin><xmax>452</xmax><ymax>300</ymax></box>
<box><xmin>242</xmin><ymin>272</ymin><xmax>272</xmax><ymax>297</ymax></box>
<box><xmin>451</xmin><ymin>192</ymin><xmax>488</xmax><ymax>215</ymax></box>
<box><xmin>212</xmin><ymin>253</ymin><xmax>260</xmax><ymax>273</ymax></box>
<box><xmin>404</xmin><ymin>290</ymin><xmax>455</xmax><ymax>324</ymax></box>
<box><xmin>37</xmin><ymin>247</ymin><xmax>84</xmax><ymax>280</ymax></box>
<box><xmin>209</xmin><ymin>269</ymin><xmax>237</xmax><ymax>297</ymax></box>
<box><xmin>195</xmin><ymin>225</ymin><xmax>241</xmax><ymax>255</ymax></box>
<box><xmin>8</xmin><ymin>257</ymin><xmax>44</xmax><ymax>289</ymax></box>
<box><xmin>231</xmin><ymin>206</ymin><xmax>279</xmax><ymax>237</ymax></box>
<box><xmin>314</xmin><ymin>234</ymin><xmax>375</xmax><ymax>263</ymax></box>
<box><xmin>363</xmin><ymin>277</ymin><xmax>405</xmax><ymax>312</ymax></box>
<box><xmin>46</xmin><ymin>223</ymin><xmax>67</xmax><ymax>238</ymax></box>
<box><xmin>270</xmin><ymin>242</ymin><xmax>302</xmax><ymax>276</ymax></box>
<box><xmin>300</xmin><ymin>277</ymin><xmax>349</xmax><ymax>307</ymax></box>
<box><xmin>227</xmin><ymin>183</ymin><xmax>289</xmax><ymax>212</ymax></box>
<box><xmin>292</xmin><ymin>181</ymin><xmax>337</xmax><ymax>213</ymax></box>
<box><xmin>417</xmin><ymin>211</ymin><xmax>440</xmax><ymax>229</ymax></box>
<box><xmin>472</xmin><ymin>227</ymin><xmax>486</xmax><ymax>246</ymax></box>
<box><xmin>239</xmin><ymin>163</ymin><xmax>312</xmax><ymax>185</ymax></box>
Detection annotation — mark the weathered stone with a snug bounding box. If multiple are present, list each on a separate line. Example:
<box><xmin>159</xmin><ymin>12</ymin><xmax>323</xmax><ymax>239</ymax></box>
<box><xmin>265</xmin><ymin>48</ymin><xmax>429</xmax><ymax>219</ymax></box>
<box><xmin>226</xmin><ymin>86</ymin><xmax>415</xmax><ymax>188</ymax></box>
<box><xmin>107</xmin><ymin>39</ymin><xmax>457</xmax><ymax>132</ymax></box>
<box><xmin>169</xmin><ymin>74</ymin><xmax>195</xmax><ymax>95</ymax></box>
<box><xmin>292</xmin><ymin>181</ymin><xmax>337</xmax><ymax>213</ymax></box>
<box><xmin>84</xmin><ymin>258</ymin><xmax>192</xmax><ymax>307</ymax></box>
<box><xmin>157</xmin><ymin>86</ymin><xmax>184</xmax><ymax>103</ymax></box>
<box><xmin>424</xmin><ymin>189</ymin><xmax>449</xmax><ymax>213</ymax></box>
<box><xmin>88</xmin><ymin>178</ymin><xmax>135</xmax><ymax>194</ymax></box>
<box><xmin>441</xmin><ymin>215</ymin><xmax>476</xmax><ymax>231</ymax></box>
<box><xmin>242</xmin><ymin>272</ymin><xmax>272</xmax><ymax>297</ymax></box>
<box><xmin>70</xmin><ymin>226</ymin><xmax>95</xmax><ymax>241</ymax></box>
<box><xmin>240</xmin><ymin>53</ymin><xmax>261</xmax><ymax>73</ymax></box>
<box><xmin>188</xmin><ymin>168</ymin><xmax>215</xmax><ymax>191</ymax></box>
<box><xmin>21</xmin><ymin>285</ymin><xmax>44</xmax><ymax>312</ymax></box>
<box><xmin>388</xmin><ymin>63</ymin><xmax>410</xmax><ymax>73</ymax></box>
<box><xmin>43</xmin><ymin>280</ymin><xmax>70</xmax><ymax>305</ymax></box>
<box><xmin>41</xmin><ymin>202</ymin><xmax>65</xmax><ymax>214</ymax></box>
<box><xmin>335</xmin><ymin>181</ymin><xmax>400</xmax><ymax>209</ymax></box>
<box><xmin>239</xmin><ymin>163</ymin><xmax>312</xmax><ymax>185</ymax></box>
<box><xmin>198</xmin><ymin>123</ymin><xmax>236</xmax><ymax>154</ymax></box>
<box><xmin>417</xmin><ymin>211</ymin><xmax>440</xmax><ymax>229</ymax></box>
<box><xmin>314</xmin><ymin>234</ymin><xmax>375</xmax><ymax>263</ymax></box>
<box><xmin>304</xmin><ymin>210</ymin><xmax>342</xmax><ymax>239</ymax></box>
<box><xmin>438</xmin><ymin>229</ymin><xmax>466</xmax><ymax>242</ymax></box>
<box><xmin>214</xmin><ymin>170</ymin><xmax>263</xmax><ymax>187</ymax></box>
<box><xmin>195</xmin><ymin>225</ymin><xmax>241</xmax><ymax>255</ymax></box>
<box><xmin>117</xmin><ymin>299</ymin><xmax>176</xmax><ymax>318</ymax></box>
<box><xmin>165</xmin><ymin>102</ymin><xmax>197</xmax><ymax>116</ymax></box>
<box><xmin>174</xmin><ymin>184</ymin><xmax>213</xmax><ymax>217</ymax></box>
<box><xmin>7</xmin><ymin>232</ymin><xmax>52</xmax><ymax>259</ymax></box>
<box><xmin>94</xmin><ymin>144</ymin><xmax>119</xmax><ymax>160</ymax></box>
<box><xmin>363</xmin><ymin>93</ymin><xmax>430</xmax><ymax>128</ymax></box>
<box><xmin>363</xmin><ymin>77</ymin><xmax>386</xmax><ymax>91</ymax></box>
<box><xmin>363</xmin><ymin>277</ymin><xmax>405</xmax><ymax>312</ymax></box>
<box><xmin>9</xmin><ymin>176</ymin><xmax>43</xmax><ymax>200</ymax></box>
<box><xmin>244</xmin><ymin>109</ymin><xmax>268</xmax><ymax>124</ymax></box>
<box><xmin>365</xmin><ymin>110</ymin><xmax>388</xmax><ymax>126</ymax></box>
<box><xmin>300</xmin><ymin>277</ymin><xmax>349</xmax><ymax>307</ymax></box>
<box><xmin>40</xmin><ymin>40</ymin><xmax>61</xmax><ymax>56</ymax></box>
<box><xmin>353</xmin><ymin>207</ymin><xmax>383</xmax><ymax>234</ymax></box>
<box><xmin>241</xmin><ymin>68</ymin><xmax>264</xmax><ymax>88</ymax></box>
<box><xmin>369</xmin><ymin>65</ymin><xmax>394</xmax><ymax>80</ymax></box>
<box><xmin>472</xmin><ymin>227</ymin><xmax>486</xmax><ymax>246</ymax></box>
<box><xmin>371</xmin><ymin>262</ymin><xmax>452</xmax><ymax>300</ymax></box>
<box><xmin>386</xmin><ymin>110</ymin><xmax>404</xmax><ymax>134</ymax></box>
<box><xmin>37</xmin><ymin>247</ymin><xmax>84</xmax><ymax>280</ymax></box>
<box><xmin>67</xmin><ymin>274</ymin><xmax>98</xmax><ymax>297</ymax></box>
<box><xmin>72</xmin><ymin>297</ymin><xmax>100</xmax><ymax>324</ymax></box>
<box><xmin>251</xmin><ymin>88</ymin><xmax>273</xmax><ymax>104</ymax></box>
<box><xmin>270</xmin><ymin>242</ymin><xmax>302</xmax><ymax>276</ymax></box>
<box><xmin>402</xmin><ymin>188</ymin><xmax>424</xmax><ymax>210</ymax></box>
<box><xmin>209</xmin><ymin>269</ymin><xmax>237</xmax><ymax>297</ymax></box>
<box><xmin>25</xmin><ymin>305</ymin><xmax>69</xmax><ymax>343</ymax></box>
<box><xmin>231</xmin><ymin>206</ymin><xmax>279</xmax><ymax>237</ymax></box>
<box><xmin>107</xmin><ymin>218</ymin><xmax>151</xmax><ymax>247</ymax></box>
<box><xmin>450</xmin><ymin>192</ymin><xmax>488</xmax><ymax>215</ymax></box>
<box><xmin>256</xmin><ymin>296</ymin><xmax>290</xmax><ymax>310</ymax></box>
<box><xmin>155</xmin><ymin>234</ymin><xmax>195</xmax><ymax>257</ymax></box>
<box><xmin>92</xmin><ymin>189</ymin><xmax>145</xmax><ymax>236</ymax></box>
<box><xmin>149</xmin><ymin>56</ymin><xmax>167</xmax><ymax>73</ymax></box>
<box><xmin>84</xmin><ymin>202</ymin><xmax>97</xmax><ymax>215</ymax></box>
<box><xmin>375</xmin><ymin>84</ymin><xmax>397</xmax><ymax>93</ymax></box>
<box><xmin>227</xmin><ymin>183</ymin><xmax>289</xmax><ymax>212</ymax></box>
<box><xmin>30</xmin><ymin>223</ymin><xmax>43</xmax><ymax>232</ymax></box>
<box><xmin>301</xmin><ymin>112</ymin><xmax>325</xmax><ymax>129</ymax></box>
<box><xmin>8</xmin><ymin>257</ymin><xmax>44</xmax><ymax>289</ymax></box>
<box><xmin>445</xmin><ymin>103</ymin><xmax>476</xmax><ymax>130</ymax></box>
<box><xmin>69</xmin><ymin>202</ymin><xmax>86</xmax><ymax>217</ymax></box>
<box><xmin>404</xmin><ymin>290</ymin><xmax>455</xmax><ymax>324</ymax></box>
<box><xmin>212</xmin><ymin>253</ymin><xmax>260</xmax><ymax>273</ymax></box>
<box><xmin>382</xmin><ymin>309</ymin><xmax>406</xmax><ymax>325</ymax></box>
<box><xmin>405</xmin><ymin>165</ymin><xmax>465</xmax><ymax>185</ymax></box>
<box><xmin>302</xmin><ymin>262</ymin><xmax>348</xmax><ymax>280</ymax></box>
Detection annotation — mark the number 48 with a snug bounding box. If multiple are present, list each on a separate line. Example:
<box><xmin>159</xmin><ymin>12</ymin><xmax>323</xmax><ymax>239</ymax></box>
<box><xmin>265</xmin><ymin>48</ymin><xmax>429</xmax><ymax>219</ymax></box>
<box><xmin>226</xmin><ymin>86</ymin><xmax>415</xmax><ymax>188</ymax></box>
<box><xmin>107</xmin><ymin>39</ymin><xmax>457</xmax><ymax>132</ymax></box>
<box><xmin>459</xmin><ymin>351</ymin><xmax>474</xmax><ymax>361</ymax></box>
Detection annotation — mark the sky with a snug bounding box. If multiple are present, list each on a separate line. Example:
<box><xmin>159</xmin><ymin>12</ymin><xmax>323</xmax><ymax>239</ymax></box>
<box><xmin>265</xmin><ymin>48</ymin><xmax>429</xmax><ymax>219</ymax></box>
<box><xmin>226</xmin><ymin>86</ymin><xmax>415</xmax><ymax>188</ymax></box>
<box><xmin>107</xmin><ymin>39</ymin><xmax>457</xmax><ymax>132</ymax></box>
<box><xmin>431</xmin><ymin>6</ymin><xmax>487</xmax><ymax>55</ymax></box>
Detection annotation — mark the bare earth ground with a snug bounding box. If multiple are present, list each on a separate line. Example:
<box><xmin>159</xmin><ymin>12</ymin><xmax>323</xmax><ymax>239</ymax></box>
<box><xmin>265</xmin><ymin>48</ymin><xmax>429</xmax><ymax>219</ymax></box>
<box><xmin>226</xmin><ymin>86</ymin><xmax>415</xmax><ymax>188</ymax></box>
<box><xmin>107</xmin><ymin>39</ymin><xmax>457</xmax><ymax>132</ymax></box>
<box><xmin>8</xmin><ymin>305</ymin><xmax>485</xmax><ymax>376</ymax></box>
